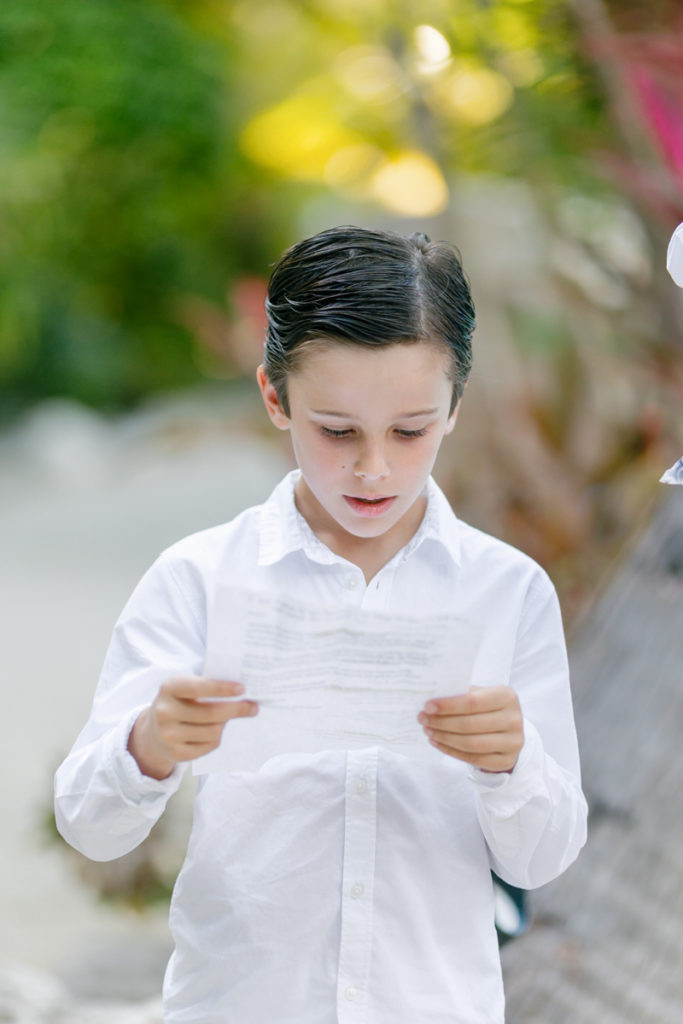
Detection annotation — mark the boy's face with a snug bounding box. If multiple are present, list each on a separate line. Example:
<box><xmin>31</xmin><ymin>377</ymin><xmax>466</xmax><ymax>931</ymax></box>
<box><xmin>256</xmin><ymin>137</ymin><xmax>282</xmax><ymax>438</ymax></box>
<box><xmin>257</xmin><ymin>340</ymin><xmax>459</xmax><ymax>555</ymax></box>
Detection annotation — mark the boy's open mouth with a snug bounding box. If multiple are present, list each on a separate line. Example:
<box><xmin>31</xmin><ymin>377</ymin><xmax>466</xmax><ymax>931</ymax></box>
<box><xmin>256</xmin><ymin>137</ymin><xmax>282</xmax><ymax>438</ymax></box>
<box><xmin>343</xmin><ymin>495</ymin><xmax>397</xmax><ymax>516</ymax></box>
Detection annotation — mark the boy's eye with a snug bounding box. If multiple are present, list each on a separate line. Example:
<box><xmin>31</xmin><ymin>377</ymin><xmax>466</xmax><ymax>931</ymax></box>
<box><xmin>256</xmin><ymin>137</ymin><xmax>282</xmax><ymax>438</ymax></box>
<box><xmin>320</xmin><ymin>426</ymin><xmax>428</xmax><ymax>439</ymax></box>
<box><xmin>395</xmin><ymin>427</ymin><xmax>428</xmax><ymax>439</ymax></box>
<box><xmin>320</xmin><ymin>426</ymin><xmax>353</xmax><ymax>439</ymax></box>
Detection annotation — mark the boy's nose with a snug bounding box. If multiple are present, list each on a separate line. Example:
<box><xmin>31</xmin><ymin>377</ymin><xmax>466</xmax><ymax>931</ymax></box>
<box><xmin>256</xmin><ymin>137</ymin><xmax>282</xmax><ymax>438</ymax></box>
<box><xmin>354</xmin><ymin>443</ymin><xmax>389</xmax><ymax>480</ymax></box>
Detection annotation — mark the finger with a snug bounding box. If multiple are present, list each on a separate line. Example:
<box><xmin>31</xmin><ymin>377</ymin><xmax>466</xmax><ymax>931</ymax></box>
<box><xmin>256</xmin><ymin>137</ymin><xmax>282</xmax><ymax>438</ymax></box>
<box><xmin>419</xmin><ymin>709</ymin><xmax>513</xmax><ymax>735</ymax></box>
<box><xmin>167</xmin><ymin>721</ymin><xmax>227</xmax><ymax>747</ymax></box>
<box><xmin>427</xmin><ymin>736</ymin><xmax>517</xmax><ymax>773</ymax></box>
<box><xmin>166</xmin><ymin>699</ymin><xmax>259</xmax><ymax>725</ymax></box>
<box><xmin>162</xmin><ymin>677</ymin><xmax>245</xmax><ymax>702</ymax></box>
<box><xmin>158</xmin><ymin>704</ymin><xmax>258</xmax><ymax>755</ymax></box>
<box><xmin>219</xmin><ymin>699</ymin><xmax>260</xmax><ymax>721</ymax></box>
<box><xmin>425</xmin><ymin>727</ymin><xmax>518</xmax><ymax>756</ymax></box>
<box><xmin>423</xmin><ymin>686</ymin><xmax>519</xmax><ymax>718</ymax></box>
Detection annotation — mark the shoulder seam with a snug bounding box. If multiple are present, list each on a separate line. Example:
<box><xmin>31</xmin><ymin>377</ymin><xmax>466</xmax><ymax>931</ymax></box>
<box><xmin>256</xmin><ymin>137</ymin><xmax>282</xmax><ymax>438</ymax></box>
<box><xmin>158</xmin><ymin>550</ymin><xmax>205</xmax><ymax>638</ymax></box>
<box><xmin>517</xmin><ymin>570</ymin><xmax>557</xmax><ymax>642</ymax></box>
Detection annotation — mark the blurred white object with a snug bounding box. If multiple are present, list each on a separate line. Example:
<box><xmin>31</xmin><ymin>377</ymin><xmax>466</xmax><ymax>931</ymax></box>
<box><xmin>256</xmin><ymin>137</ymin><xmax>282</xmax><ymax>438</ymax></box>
<box><xmin>666</xmin><ymin>222</ymin><xmax>683</xmax><ymax>286</ymax></box>
<box><xmin>660</xmin><ymin>458</ymin><xmax>683</xmax><ymax>485</ymax></box>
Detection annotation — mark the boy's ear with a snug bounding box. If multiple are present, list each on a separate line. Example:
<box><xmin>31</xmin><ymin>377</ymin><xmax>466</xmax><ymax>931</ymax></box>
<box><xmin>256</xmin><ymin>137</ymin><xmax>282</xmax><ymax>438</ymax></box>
<box><xmin>444</xmin><ymin>398</ymin><xmax>462</xmax><ymax>436</ymax></box>
<box><xmin>256</xmin><ymin>365</ymin><xmax>290</xmax><ymax>430</ymax></box>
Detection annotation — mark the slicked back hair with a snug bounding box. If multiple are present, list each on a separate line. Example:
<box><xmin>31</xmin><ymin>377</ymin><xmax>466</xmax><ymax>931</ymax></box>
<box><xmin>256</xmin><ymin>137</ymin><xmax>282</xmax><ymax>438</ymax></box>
<box><xmin>263</xmin><ymin>225</ymin><xmax>475</xmax><ymax>416</ymax></box>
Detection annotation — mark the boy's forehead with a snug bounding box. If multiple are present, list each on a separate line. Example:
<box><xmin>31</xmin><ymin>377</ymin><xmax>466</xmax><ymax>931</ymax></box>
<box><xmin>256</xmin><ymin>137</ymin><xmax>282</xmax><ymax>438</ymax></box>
<box><xmin>292</xmin><ymin>337</ymin><xmax>451</xmax><ymax>374</ymax></box>
<box><xmin>288</xmin><ymin>340</ymin><xmax>453</xmax><ymax>409</ymax></box>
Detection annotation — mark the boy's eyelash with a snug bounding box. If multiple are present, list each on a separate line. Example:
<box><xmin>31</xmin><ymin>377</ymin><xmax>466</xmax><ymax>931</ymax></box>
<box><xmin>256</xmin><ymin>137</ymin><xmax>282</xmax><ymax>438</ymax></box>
<box><xmin>320</xmin><ymin>427</ymin><xmax>352</xmax><ymax>438</ymax></box>
<box><xmin>396</xmin><ymin>427</ymin><xmax>428</xmax><ymax>438</ymax></box>
<box><xmin>320</xmin><ymin>426</ymin><xmax>428</xmax><ymax>439</ymax></box>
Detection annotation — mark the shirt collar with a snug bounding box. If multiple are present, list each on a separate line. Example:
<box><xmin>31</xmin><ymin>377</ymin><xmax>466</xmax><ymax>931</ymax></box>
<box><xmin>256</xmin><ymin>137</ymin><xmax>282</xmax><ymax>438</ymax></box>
<box><xmin>257</xmin><ymin>469</ymin><xmax>461</xmax><ymax>568</ymax></box>
<box><xmin>257</xmin><ymin>470</ymin><xmax>332</xmax><ymax>566</ymax></box>
<box><xmin>405</xmin><ymin>476</ymin><xmax>462</xmax><ymax>567</ymax></box>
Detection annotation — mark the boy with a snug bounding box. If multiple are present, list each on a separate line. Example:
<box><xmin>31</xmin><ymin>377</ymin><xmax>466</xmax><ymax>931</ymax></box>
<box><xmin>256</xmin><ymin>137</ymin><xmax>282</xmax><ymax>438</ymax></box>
<box><xmin>55</xmin><ymin>226</ymin><xmax>587</xmax><ymax>1023</ymax></box>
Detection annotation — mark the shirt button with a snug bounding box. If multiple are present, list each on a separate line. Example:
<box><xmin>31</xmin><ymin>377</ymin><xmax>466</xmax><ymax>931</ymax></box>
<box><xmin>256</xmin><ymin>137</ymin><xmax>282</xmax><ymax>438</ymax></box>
<box><xmin>355</xmin><ymin>778</ymin><xmax>368</xmax><ymax>794</ymax></box>
<box><xmin>344</xmin><ymin>575</ymin><xmax>359</xmax><ymax>590</ymax></box>
<box><xmin>345</xmin><ymin>986</ymin><xmax>358</xmax><ymax>1002</ymax></box>
<box><xmin>350</xmin><ymin>882</ymin><xmax>364</xmax><ymax>899</ymax></box>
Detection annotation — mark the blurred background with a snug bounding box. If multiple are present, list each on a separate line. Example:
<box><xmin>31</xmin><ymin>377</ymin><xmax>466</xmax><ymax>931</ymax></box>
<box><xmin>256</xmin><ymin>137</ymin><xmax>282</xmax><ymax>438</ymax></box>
<box><xmin>1</xmin><ymin>1</ymin><xmax>682</xmax><ymax>1020</ymax></box>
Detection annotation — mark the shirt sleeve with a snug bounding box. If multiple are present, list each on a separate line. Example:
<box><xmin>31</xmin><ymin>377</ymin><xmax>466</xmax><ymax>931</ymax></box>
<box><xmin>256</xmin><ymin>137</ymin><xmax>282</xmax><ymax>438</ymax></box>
<box><xmin>54</xmin><ymin>550</ymin><xmax>205</xmax><ymax>862</ymax></box>
<box><xmin>469</xmin><ymin>572</ymin><xmax>588</xmax><ymax>890</ymax></box>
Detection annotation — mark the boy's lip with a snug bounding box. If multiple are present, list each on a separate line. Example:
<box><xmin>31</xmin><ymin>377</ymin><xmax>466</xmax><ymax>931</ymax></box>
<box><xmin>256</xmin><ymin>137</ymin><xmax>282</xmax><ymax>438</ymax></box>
<box><xmin>343</xmin><ymin>494</ymin><xmax>397</xmax><ymax>516</ymax></box>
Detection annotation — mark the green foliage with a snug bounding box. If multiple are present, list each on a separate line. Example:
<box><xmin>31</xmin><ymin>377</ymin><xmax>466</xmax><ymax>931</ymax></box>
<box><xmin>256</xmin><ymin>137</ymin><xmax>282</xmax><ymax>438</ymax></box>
<box><xmin>0</xmin><ymin>0</ymin><xmax>276</xmax><ymax>419</ymax></box>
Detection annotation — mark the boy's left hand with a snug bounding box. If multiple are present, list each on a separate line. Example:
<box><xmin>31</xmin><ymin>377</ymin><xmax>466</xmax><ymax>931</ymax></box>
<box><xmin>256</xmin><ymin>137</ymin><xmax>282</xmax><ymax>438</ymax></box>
<box><xmin>418</xmin><ymin>685</ymin><xmax>524</xmax><ymax>774</ymax></box>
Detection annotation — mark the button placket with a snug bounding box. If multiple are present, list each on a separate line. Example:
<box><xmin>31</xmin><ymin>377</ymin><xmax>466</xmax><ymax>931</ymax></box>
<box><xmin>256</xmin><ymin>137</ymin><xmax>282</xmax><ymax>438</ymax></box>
<box><xmin>336</xmin><ymin>749</ymin><xmax>378</xmax><ymax>1021</ymax></box>
<box><xmin>359</xmin><ymin>565</ymin><xmax>393</xmax><ymax>612</ymax></box>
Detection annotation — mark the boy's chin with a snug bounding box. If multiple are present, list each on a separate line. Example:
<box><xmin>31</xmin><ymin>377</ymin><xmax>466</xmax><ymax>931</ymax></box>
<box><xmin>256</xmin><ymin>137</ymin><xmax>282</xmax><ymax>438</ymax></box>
<box><xmin>337</xmin><ymin>505</ymin><xmax>407</xmax><ymax>539</ymax></box>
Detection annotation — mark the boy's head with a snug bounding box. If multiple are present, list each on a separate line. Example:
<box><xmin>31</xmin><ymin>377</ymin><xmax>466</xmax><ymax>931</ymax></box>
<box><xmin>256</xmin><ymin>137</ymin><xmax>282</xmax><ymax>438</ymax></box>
<box><xmin>263</xmin><ymin>225</ymin><xmax>475</xmax><ymax>416</ymax></box>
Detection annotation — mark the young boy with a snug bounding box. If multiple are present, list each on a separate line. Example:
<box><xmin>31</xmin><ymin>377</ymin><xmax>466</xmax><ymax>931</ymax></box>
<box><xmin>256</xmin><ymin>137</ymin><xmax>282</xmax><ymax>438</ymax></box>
<box><xmin>55</xmin><ymin>226</ymin><xmax>587</xmax><ymax>1023</ymax></box>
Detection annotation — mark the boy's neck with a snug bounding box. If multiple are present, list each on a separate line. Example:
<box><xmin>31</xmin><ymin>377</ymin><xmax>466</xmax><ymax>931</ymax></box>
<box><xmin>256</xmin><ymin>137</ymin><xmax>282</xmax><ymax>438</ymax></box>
<box><xmin>294</xmin><ymin>481</ymin><xmax>427</xmax><ymax>585</ymax></box>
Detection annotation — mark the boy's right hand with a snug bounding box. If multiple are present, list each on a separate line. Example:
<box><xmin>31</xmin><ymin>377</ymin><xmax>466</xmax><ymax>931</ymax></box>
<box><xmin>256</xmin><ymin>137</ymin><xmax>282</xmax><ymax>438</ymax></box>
<box><xmin>128</xmin><ymin>677</ymin><xmax>258</xmax><ymax>780</ymax></box>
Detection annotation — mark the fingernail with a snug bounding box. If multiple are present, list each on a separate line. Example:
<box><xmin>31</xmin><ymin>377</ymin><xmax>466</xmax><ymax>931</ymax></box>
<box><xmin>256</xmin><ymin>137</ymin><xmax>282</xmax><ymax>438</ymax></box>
<box><xmin>425</xmin><ymin>701</ymin><xmax>437</xmax><ymax>714</ymax></box>
<box><xmin>417</xmin><ymin>713</ymin><xmax>427</xmax><ymax>725</ymax></box>
<box><xmin>249</xmin><ymin>703</ymin><xmax>259</xmax><ymax>715</ymax></box>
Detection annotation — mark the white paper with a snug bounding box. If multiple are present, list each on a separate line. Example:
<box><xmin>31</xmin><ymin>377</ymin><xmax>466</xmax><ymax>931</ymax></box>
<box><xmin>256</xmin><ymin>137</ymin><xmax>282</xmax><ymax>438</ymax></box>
<box><xmin>193</xmin><ymin>587</ymin><xmax>482</xmax><ymax>774</ymax></box>
<box><xmin>666</xmin><ymin>222</ymin><xmax>683</xmax><ymax>286</ymax></box>
<box><xmin>660</xmin><ymin>457</ymin><xmax>683</xmax><ymax>485</ymax></box>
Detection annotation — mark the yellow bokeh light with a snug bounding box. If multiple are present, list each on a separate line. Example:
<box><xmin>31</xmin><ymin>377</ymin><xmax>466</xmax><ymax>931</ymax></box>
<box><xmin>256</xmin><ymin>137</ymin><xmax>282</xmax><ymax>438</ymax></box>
<box><xmin>414</xmin><ymin>24</ymin><xmax>451</xmax><ymax>69</ymax></box>
<box><xmin>333</xmin><ymin>45</ymin><xmax>406</xmax><ymax>103</ymax></box>
<box><xmin>499</xmin><ymin>48</ymin><xmax>545</xmax><ymax>87</ymax></box>
<box><xmin>490</xmin><ymin>8</ymin><xmax>539</xmax><ymax>50</ymax></box>
<box><xmin>239</xmin><ymin>90</ymin><xmax>363</xmax><ymax>181</ymax></box>
<box><xmin>369</xmin><ymin>151</ymin><xmax>449</xmax><ymax>217</ymax></box>
<box><xmin>324</xmin><ymin>143</ymin><xmax>382</xmax><ymax>187</ymax></box>
<box><xmin>432</xmin><ymin>62</ymin><xmax>514</xmax><ymax>125</ymax></box>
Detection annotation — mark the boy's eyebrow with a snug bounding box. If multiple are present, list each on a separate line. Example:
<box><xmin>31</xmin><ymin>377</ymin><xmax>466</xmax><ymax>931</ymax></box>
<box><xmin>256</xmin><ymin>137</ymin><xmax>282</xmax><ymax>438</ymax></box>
<box><xmin>311</xmin><ymin>407</ymin><xmax>440</xmax><ymax>419</ymax></box>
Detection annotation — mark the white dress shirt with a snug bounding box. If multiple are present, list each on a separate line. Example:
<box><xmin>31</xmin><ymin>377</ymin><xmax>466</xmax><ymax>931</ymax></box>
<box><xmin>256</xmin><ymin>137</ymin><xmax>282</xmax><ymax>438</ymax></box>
<box><xmin>55</xmin><ymin>471</ymin><xmax>587</xmax><ymax>1024</ymax></box>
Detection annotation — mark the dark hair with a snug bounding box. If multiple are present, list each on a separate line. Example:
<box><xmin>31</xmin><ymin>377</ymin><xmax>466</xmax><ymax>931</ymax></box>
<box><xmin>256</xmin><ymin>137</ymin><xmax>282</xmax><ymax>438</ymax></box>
<box><xmin>263</xmin><ymin>225</ymin><xmax>475</xmax><ymax>416</ymax></box>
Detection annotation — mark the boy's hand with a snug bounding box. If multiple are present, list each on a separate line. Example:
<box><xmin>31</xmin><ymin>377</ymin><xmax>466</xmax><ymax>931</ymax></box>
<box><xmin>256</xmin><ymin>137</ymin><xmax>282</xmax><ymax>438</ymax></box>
<box><xmin>128</xmin><ymin>677</ymin><xmax>258</xmax><ymax>780</ymax></box>
<box><xmin>418</xmin><ymin>685</ymin><xmax>524</xmax><ymax>774</ymax></box>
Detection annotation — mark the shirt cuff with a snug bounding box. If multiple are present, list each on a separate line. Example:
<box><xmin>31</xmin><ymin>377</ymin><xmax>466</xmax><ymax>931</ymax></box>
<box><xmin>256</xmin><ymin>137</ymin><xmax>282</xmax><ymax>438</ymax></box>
<box><xmin>468</xmin><ymin>718</ymin><xmax>546</xmax><ymax>814</ymax></box>
<box><xmin>103</xmin><ymin>707</ymin><xmax>186</xmax><ymax>806</ymax></box>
